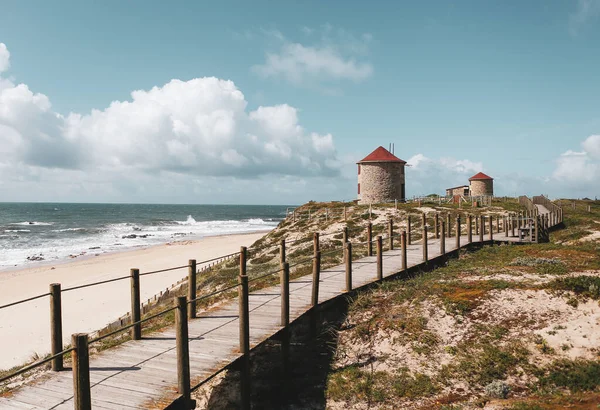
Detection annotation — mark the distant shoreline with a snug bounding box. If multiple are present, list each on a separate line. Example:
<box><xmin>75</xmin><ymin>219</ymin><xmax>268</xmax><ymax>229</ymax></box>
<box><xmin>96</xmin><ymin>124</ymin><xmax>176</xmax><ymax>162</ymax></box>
<box><xmin>0</xmin><ymin>228</ymin><xmax>273</xmax><ymax>274</ymax></box>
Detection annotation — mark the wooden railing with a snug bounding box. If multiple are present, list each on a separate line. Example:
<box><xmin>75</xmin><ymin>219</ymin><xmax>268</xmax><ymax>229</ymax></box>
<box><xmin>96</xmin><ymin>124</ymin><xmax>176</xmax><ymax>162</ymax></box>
<box><xmin>1</xmin><ymin>205</ymin><xmax>567</xmax><ymax>409</ymax></box>
<box><xmin>518</xmin><ymin>195</ymin><xmax>538</xmax><ymax>215</ymax></box>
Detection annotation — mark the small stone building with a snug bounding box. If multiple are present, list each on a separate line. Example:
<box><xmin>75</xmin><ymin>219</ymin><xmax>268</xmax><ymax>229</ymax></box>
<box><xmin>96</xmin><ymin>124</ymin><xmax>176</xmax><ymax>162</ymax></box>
<box><xmin>357</xmin><ymin>146</ymin><xmax>406</xmax><ymax>205</ymax></box>
<box><xmin>446</xmin><ymin>185</ymin><xmax>469</xmax><ymax>197</ymax></box>
<box><xmin>469</xmin><ymin>172</ymin><xmax>494</xmax><ymax>196</ymax></box>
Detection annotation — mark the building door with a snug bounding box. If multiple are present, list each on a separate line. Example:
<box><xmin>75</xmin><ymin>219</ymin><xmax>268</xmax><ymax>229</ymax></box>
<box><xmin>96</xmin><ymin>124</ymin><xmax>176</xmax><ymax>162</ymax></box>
<box><xmin>400</xmin><ymin>183</ymin><xmax>405</xmax><ymax>201</ymax></box>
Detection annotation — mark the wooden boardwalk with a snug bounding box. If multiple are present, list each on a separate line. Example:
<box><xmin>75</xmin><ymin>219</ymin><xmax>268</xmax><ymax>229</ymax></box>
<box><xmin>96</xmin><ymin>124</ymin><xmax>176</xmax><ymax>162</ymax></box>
<box><xmin>0</xmin><ymin>206</ymin><xmax>559</xmax><ymax>409</ymax></box>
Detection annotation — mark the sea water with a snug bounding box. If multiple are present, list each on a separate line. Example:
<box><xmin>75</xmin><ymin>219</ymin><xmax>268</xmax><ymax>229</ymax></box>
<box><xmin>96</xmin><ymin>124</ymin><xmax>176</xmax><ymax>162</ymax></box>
<box><xmin>0</xmin><ymin>203</ymin><xmax>289</xmax><ymax>269</ymax></box>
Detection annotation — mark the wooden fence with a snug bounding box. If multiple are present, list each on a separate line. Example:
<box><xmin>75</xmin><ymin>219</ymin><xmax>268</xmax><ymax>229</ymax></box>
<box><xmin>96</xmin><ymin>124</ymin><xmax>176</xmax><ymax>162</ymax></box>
<box><xmin>0</xmin><ymin>198</ymin><xmax>564</xmax><ymax>409</ymax></box>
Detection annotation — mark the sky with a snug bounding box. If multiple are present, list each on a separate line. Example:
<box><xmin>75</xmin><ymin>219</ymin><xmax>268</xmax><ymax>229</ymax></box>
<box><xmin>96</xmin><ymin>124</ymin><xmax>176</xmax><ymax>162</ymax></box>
<box><xmin>0</xmin><ymin>0</ymin><xmax>599</xmax><ymax>204</ymax></box>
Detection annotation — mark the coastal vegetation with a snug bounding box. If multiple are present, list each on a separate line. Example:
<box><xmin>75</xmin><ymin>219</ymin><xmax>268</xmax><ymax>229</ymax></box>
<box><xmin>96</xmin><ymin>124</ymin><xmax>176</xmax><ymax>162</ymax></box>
<box><xmin>319</xmin><ymin>199</ymin><xmax>600</xmax><ymax>409</ymax></box>
<box><xmin>3</xmin><ymin>197</ymin><xmax>598</xmax><ymax>410</ymax></box>
<box><xmin>194</xmin><ymin>198</ymin><xmax>600</xmax><ymax>409</ymax></box>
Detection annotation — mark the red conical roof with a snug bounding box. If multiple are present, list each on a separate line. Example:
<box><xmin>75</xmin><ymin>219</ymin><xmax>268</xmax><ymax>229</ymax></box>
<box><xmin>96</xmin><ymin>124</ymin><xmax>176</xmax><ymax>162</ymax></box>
<box><xmin>358</xmin><ymin>146</ymin><xmax>406</xmax><ymax>164</ymax></box>
<box><xmin>469</xmin><ymin>172</ymin><xmax>493</xmax><ymax>181</ymax></box>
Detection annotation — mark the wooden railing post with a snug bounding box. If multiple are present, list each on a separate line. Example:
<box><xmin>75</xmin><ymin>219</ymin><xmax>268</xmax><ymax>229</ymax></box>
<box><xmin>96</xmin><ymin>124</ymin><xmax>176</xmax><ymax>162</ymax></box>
<box><xmin>313</xmin><ymin>232</ymin><xmax>320</xmax><ymax>257</ymax></box>
<box><xmin>534</xmin><ymin>215</ymin><xmax>539</xmax><ymax>242</ymax></box>
<box><xmin>467</xmin><ymin>214</ymin><xmax>473</xmax><ymax>244</ymax></box>
<box><xmin>401</xmin><ymin>231</ymin><xmax>407</xmax><ymax>271</ymax></box>
<box><xmin>50</xmin><ymin>283</ymin><xmax>63</xmax><ymax>371</ymax></box>
<box><xmin>422</xmin><ymin>225</ymin><xmax>428</xmax><ymax>263</ymax></box>
<box><xmin>407</xmin><ymin>215</ymin><xmax>412</xmax><ymax>245</ymax></box>
<box><xmin>188</xmin><ymin>259</ymin><xmax>197</xmax><ymax>320</ymax></box>
<box><xmin>345</xmin><ymin>242</ymin><xmax>352</xmax><ymax>291</ymax></box>
<box><xmin>505</xmin><ymin>216</ymin><xmax>509</xmax><ymax>237</ymax></box>
<box><xmin>175</xmin><ymin>296</ymin><xmax>191</xmax><ymax>406</ymax></box>
<box><xmin>280</xmin><ymin>262</ymin><xmax>290</xmax><ymax>376</ymax></box>
<box><xmin>376</xmin><ymin>236</ymin><xmax>383</xmax><ymax>280</ymax></box>
<box><xmin>343</xmin><ymin>226</ymin><xmax>348</xmax><ymax>244</ymax></box>
<box><xmin>446</xmin><ymin>214</ymin><xmax>451</xmax><ymax>238</ymax></box>
<box><xmin>72</xmin><ymin>333</ymin><xmax>91</xmax><ymax>410</ymax></box>
<box><xmin>455</xmin><ymin>216</ymin><xmax>461</xmax><ymax>249</ymax></box>
<box><xmin>434</xmin><ymin>213</ymin><xmax>439</xmax><ymax>239</ymax></box>
<box><xmin>280</xmin><ymin>239</ymin><xmax>286</xmax><ymax>268</ymax></box>
<box><xmin>479</xmin><ymin>216</ymin><xmax>484</xmax><ymax>243</ymax></box>
<box><xmin>510</xmin><ymin>213</ymin><xmax>514</xmax><ymax>237</ymax></box>
<box><xmin>529</xmin><ymin>216</ymin><xmax>534</xmax><ymax>241</ymax></box>
<box><xmin>488</xmin><ymin>216</ymin><xmax>493</xmax><ymax>241</ymax></box>
<box><xmin>238</xmin><ymin>246</ymin><xmax>250</xmax><ymax>410</ymax></box>
<box><xmin>312</xmin><ymin>251</ymin><xmax>321</xmax><ymax>306</ymax></box>
<box><xmin>440</xmin><ymin>221</ymin><xmax>446</xmax><ymax>255</ymax></box>
<box><xmin>130</xmin><ymin>268</ymin><xmax>141</xmax><ymax>340</ymax></box>
<box><xmin>496</xmin><ymin>215</ymin><xmax>500</xmax><ymax>233</ymax></box>
<box><xmin>367</xmin><ymin>223</ymin><xmax>373</xmax><ymax>256</ymax></box>
<box><xmin>281</xmin><ymin>262</ymin><xmax>290</xmax><ymax>326</ymax></box>
<box><xmin>560</xmin><ymin>208</ymin><xmax>565</xmax><ymax>222</ymax></box>
<box><xmin>475</xmin><ymin>215</ymin><xmax>479</xmax><ymax>235</ymax></box>
<box><xmin>388</xmin><ymin>218</ymin><xmax>394</xmax><ymax>250</ymax></box>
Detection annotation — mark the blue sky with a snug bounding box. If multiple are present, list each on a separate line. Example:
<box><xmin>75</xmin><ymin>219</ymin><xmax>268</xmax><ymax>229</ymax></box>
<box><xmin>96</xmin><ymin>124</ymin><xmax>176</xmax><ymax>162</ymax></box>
<box><xmin>0</xmin><ymin>0</ymin><xmax>599</xmax><ymax>203</ymax></box>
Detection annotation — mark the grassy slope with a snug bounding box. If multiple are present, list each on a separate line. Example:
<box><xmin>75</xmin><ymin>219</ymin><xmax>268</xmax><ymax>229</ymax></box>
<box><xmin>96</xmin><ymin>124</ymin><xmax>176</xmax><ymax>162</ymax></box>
<box><xmin>325</xmin><ymin>200</ymin><xmax>600</xmax><ymax>410</ymax></box>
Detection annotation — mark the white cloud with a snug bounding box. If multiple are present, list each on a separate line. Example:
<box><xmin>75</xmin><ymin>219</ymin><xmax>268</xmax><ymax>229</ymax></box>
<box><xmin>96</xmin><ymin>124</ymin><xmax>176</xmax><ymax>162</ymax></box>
<box><xmin>0</xmin><ymin>43</ymin><xmax>342</xmax><ymax>202</ymax></box>
<box><xmin>405</xmin><ymin>153</ymin><xmax>484</xmax><ymax>196</ymax></box>
<box><xmin>582</xmin><ymin>134</ymin><xmax>600</xmax><ymax>159</ymax></box>
<box><xmin>252</xmin><ymin>26</ymin><xmax>373</xmax><ymax>86</ymax></box>
<box><xmin>569</xmin><ymin>0</ymin><xmax>600</xmax><ymax>35</ymax></box>
<box><xmin>552</xmin><ymin>134</ymin><xmax>600</xmax><ymax>185</ymax></box>
<box><xmin>0</xmin><ymin>43</ymin><xmax>9</xmax><ymax>73</ymax></box>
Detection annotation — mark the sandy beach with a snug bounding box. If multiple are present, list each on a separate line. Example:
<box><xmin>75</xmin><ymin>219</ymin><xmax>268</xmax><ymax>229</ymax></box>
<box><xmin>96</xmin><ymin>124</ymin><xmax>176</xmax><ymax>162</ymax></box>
<box><xmin>0</xmin><ymin>231</ymin><xmax>267</xmax><ymax>371</ymax></box>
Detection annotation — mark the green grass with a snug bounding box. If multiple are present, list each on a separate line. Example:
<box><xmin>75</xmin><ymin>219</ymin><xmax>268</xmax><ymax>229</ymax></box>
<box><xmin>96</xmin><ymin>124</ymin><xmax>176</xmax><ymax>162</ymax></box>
<box><xmin>536</xmin><ymin>359</ymin><xmax>600</xmax><ymax>393</ymax></box>
<box><xmin>451</xmin><ymin>343</ymin><xmax>530</xmax><ymax>385</ymax></box>
<box><xmin>547</xmin><ymin>276</ymin><xmax>600</xmax><ymax>300</ymax></box>
<box><xmin>326</xmin><ymin>365</ymin><xmax>438</xmax><ymax>404</ymax></box>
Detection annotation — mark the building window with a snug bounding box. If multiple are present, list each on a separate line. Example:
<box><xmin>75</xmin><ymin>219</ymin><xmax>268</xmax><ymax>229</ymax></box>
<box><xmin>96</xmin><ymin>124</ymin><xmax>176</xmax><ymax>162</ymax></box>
<box><xmin>358</xmin><ymin>164</ymin><xmax>361</xmax><ymax>175</ymax></box>
<box><xmin>358</xmin><ymin>183</ymin><xmax>360</xmax><ymax>194</ymax></box>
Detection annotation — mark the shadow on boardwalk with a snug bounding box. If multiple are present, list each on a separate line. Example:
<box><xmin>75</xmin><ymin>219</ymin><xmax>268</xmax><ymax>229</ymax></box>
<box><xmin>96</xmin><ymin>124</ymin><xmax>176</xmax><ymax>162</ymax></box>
<box><xmin>202</xmin><ymin>298</ymin><xmax>350</xmax><ymax>409</ymax></box>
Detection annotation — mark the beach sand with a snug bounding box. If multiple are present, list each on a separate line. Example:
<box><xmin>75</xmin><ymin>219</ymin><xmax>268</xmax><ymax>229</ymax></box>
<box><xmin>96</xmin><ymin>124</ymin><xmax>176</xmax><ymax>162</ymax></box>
<box><xmin>0</xmin><ymin>231</ymin><xmax>267</xmax><ymax>371</ymax></box>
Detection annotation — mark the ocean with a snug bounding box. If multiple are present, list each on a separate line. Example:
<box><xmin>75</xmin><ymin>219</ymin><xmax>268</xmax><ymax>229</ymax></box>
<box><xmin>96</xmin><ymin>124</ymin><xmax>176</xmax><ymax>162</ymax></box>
<box><xmin>0</xmin><ymin>203</ymin><xmax>289</xmax><ymax>269</ymax></box>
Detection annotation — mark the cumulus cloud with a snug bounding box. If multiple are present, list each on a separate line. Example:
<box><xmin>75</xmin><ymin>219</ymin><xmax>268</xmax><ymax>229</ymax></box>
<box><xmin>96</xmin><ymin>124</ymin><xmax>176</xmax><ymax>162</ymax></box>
<box><xmin>0</xmin><ymin>43</ymin><xmax>340</xmax><ymax>188</ymax></box>
<box><xmin>0</xmin><ymin>43</ymin><xmax>9</xmax><ymax>73</ymax></box>
<box><xmin>253</xmin><ymin>43</ymin><xmax>373</xmax><ymax>84</ymax></box>
<box><xmin>582</xmin><ymin>134</ymin><xmax>600</xmax><ymax>158</ymax></box>
<box><xmin>553</xmin><ymin>135</ymin><xmax>600</xmax><ymax>186</ymax></box>
<box><xmin>405</xmin><ymin>153</ymin><xmax>484</xmax><ymax>196</ymax></box>
<box><xmin>252</xmin><ymin>26</ymin><xmax>373</xmax><ymax>86</ymax></box>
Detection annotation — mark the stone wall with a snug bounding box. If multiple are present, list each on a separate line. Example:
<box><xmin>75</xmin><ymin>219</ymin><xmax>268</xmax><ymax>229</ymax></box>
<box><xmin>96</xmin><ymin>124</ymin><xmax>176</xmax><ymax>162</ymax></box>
<box><xmin>358</xmin><ymin>162</ymin><xmax>405</xmax><ymax>204</ymax></box>
<box><xmin>470</xmin><ymin>180</ymin><xmax>493</xmax><ymax>196</ymax></box>
<box><xmin>447</xmin><ymin>186</ymin><xmax>468</xmax><ymax>196</ymax></box>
